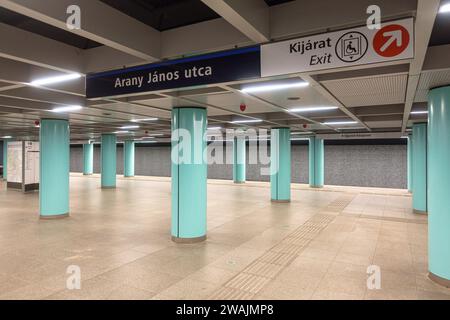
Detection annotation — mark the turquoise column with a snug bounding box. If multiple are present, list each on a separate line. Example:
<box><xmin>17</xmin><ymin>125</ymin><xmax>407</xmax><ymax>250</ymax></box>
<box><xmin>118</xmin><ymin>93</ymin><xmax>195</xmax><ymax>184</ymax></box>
<box><xmin>171</xmin><ymin>107</ymin><xmax>207</xmax><ymax>243</ymax></box>
<box><xmin>407</xmin><ymin>135</ymin><xmax>413</xmax><ymax>192</ymax></box>
<box><xmin>428</xmin><ymin>85</ymin><xmax>450</xmax><ymax>287</ymax></box>
<box><xmin>124</xmin><ymin>140</ymin><xmax>135</xmax><ymax>177</ymax></box>
<box><xmin>271</xmin><ymin>128</ymin><xmax>291</xmax><ymax>202</ymax></box>
<box><xmin>412</xmin><ymin>123</ymin><xmax>427</xmax><ymax>214</ymax></box>
<box><xmin>83</xmin><ymin>143</ymin><xmax>94</xmax><ymax>175</ymax></box>
<box><xmin>309</xmin><ymin>136</ymin><xmax>324</xmax><ymax>188</ymax></box>
<box><xmin>39</xmin><ymin>119</ymin><xmax>70</xmax><ymax>219</ymax></box>
<box><xmin>2</xmin><ymin>139</ymin><xmax>8</xmax><ymax>180</ymax></box>
<box><xmin>101</xmin><ymin>134</ymin><xmax>117</xmax><ymax>188</ymax></box>
<box><xmin>233</xmin><ymin>136</ymin><xmax>246</xmax><ymax>183</ymax></box>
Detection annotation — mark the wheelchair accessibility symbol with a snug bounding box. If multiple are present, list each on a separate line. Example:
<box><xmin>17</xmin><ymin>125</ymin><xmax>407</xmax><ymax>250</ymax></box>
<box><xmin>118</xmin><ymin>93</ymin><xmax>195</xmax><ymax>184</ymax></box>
<box><xmin>335</xmin><ymin>31</ymin><xmax>368</xmax><ymax>63</ymax></box>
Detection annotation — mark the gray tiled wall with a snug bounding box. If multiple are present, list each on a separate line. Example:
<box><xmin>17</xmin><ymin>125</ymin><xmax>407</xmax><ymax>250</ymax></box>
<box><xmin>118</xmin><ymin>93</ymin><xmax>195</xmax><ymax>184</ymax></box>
<box><xmin>70</xmin><ymin>144</ymin><xmax>406</xmax><ymax>189</ymax></box>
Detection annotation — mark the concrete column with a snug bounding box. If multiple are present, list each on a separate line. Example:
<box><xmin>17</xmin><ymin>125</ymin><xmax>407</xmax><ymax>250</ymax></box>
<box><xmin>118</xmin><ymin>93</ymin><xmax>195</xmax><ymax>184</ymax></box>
<box><xmin>39</xmin><ymin>119</ymin><xmax>70</xmax><ymax>219</ymax></box>
<box><xmin>101</xmin><ymin>134</ymin><xmax>117</xmax><ymax>188</ymax></box>
<box><xmin>270</xmin><ymin>128</ymin><xmax>291</xmax><ymax>202</ymax></box>
<box><xmin>407</xmin><ymin>135</ymin><xmax>413</xmax><ymax>192</ymax></box>
<box><xmin>428</xmin><ymin>85</ymin><xmax>450</xmax><ymax>287</ymax></box>
<box><xmin>124</xmin><ymin>140</ymin><xmax>135</xmax><ymax>177</ymax></box>
<box><xmin>83</xmin><ymin>143</ymin><xmax>94</xmax><ymax>175</ymax></box>
<box><xmin>309</xmin><ymin>136</ymin><xmax>324</xmax><ymax>188</ymax></box>
<box><xmin>412</xmin><ymin>123</ymin><xmax>427</xmax><ymax>214</ymax></box>
<box><xmin>233</xmin><ymin>136</ymin><xmax>246</xmax><ymax>183</ymax></box>
<box><xmin>2</xmin><ymin>139</ymin><xmax>8</xmax><ymax>180</ymax></box>
<box><xmin>171</xmin><ymin>107</ymin><xmax>207</xmax><ymax>243</ymax></box>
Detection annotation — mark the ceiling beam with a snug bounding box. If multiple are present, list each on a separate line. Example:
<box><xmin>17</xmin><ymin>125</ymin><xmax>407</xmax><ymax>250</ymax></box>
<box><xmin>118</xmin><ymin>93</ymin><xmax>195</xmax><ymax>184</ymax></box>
<box><xmin>401</xmin><ymin>0</ymin><xmax>441</xmax><ymax>133</ymax></box>
<box><xmin>0</xmin><ymin>22</ymin><xmax>83</xmax><ymax>73</ymax></box>
<box><xmin>201</xmin><ymin>0</ymin><xmax>269</xmax><ymax>43</ymax></box>
<box><xmin>0</xmin><ymin>0</ymin><xmax>161</xmax><ymax>61</ymax></box>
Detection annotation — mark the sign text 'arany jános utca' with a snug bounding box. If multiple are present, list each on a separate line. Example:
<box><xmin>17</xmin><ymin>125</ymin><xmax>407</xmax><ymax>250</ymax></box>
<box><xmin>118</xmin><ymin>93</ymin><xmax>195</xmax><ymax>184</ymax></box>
<box><xmin>86</xmin><ymin>47</ymin><xmax>261</xmax><ymax>99</ymax></box>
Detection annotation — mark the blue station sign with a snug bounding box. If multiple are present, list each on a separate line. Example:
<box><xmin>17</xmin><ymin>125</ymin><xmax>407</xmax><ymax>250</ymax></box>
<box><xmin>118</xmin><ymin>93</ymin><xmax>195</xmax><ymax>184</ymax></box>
<box><xmin>86</xmin><ymin>46</ymin><xmax>261</xmax><ymax>99</ymax></box>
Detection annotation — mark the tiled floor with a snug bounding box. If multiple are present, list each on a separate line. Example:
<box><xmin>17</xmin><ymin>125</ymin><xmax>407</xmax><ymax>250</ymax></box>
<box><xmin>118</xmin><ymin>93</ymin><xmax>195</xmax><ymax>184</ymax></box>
<box><xmin>0</xmin><ymin>174</ymin><xmax>448</xmax><ymax>300</ymax></box>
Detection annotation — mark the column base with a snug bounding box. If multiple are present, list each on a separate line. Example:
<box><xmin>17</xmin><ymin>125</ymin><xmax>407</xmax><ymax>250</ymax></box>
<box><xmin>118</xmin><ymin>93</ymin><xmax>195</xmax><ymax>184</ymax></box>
<box><xmin>40</xmin><ymin>213</ymin><xmax>69</xmax><ymax>220</ymax></box>
<box><xmin>271</xmin><ymin>199</ymin><xmax>291</xmax><ymax>203</ymax></box>
<box><xmin>413</xmin><ymin>209</ymin><xmax>428</xmax><ymax>214</ymax></box>
<box><xmin>101</xmin><ymin>186</ymin><xmax>116</xmax><ymax>189</ymax></box>
<box><xmin>124</xmin><ymin>176</ymin><xmax>135</xmax><ymax>178</ymax></box>
<box><xmin>310</xmin><ymin>185</ymin><xmax>323</xmax><ymax>189</ymax></box>
<box><xmin>171</xmin><ymin>235</ymin><xmax>207</xmax><ymax>244</ymax></box>
<box><xmin>429</xmin><ymin>272</ymin><xmax>450</xmax><ymax>288</ymax></box>
<box><xmin>83</xmin><ymin>173</ymin><xmax>93</xmax><ymax>176</ymax></box>
<box><xmin>234</xmin><ymin>181</ymin><xmax>245</xmax><ymax>184</ymax></box>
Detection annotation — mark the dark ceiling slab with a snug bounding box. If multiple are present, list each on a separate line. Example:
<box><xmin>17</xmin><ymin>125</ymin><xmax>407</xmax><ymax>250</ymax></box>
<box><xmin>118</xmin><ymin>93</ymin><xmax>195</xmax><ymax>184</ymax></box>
<box><xmin>429</xmin><ymin>0</ymin><xmax>450</xmax><ymax>46</ymax></box>
<box><xmin>0</xmin><ymin>7</ymin><xmax>102</xmax><ymax>49</ymax></box>
<box><xmin>100</xmin><ymin>0</ymin><xmax>220</xmax><ymax>31</ymax></box>
<box><xmin>264</xmin><ymin>0</ymin><xmax>295</xmax><ymax>6</ymax></box>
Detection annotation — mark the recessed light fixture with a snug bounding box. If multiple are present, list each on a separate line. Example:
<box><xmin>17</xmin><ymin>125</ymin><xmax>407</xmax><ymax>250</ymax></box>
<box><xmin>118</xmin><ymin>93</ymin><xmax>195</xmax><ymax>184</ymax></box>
<box><xmin>114</xmin><ymin>131</ymin><xmax>129</xmax><ymax>134</ymax></box>
<box><xmin>52</xmin><ymin>105</ymin><xmax>83</xmax><ymax>113</ymax></box>
<box><xmin>289</xmin><ymin>106</ymin><xmax>338</xmax><ymax>113</ymax></box>
<box><xmin>322</xmin><ymin>121</ymin><xmax>358</xmax><ymax>125</ymax></box>
<box><xmin>291</xmin><ymin>131</ymin><xmax>313</xmax><ymax>135</ymax></box>
<box><xmin>230</xmin><ymin>119</ymin><xmax>263</xmax><ymax>124</ymax></box>
<box><xmin>131</xmin><ymin>118</ymin><xmax>158</xmax><ymax>122</ymax></box>
<box><xmin>120</xmin><ymin>125</ymin><xmax>140</xmax><ymax>130</ymax></box>
<box><xmin>208</xmin><ymin>126</ymin><xmax>222</xmax><ymax>130</ymax></box>
<box><xmin>30</xmin><ymin>73</ymin><xmax>81</xmax><ymax>86</ymax></box>
<box><xmin>241</xmin><ymin>81</ymin><xmax>309</xmax><ymax>93</ymax></box>
<box><xmin>1</xmin><ymin>136</ymin><xmax>12</xmax><ymax>139</ymax></box>
<box><xmin>291</xmin><ymin>138</ymin><xmax>310</xmax><ymax>141</ymax></box>
<box><xmin>439</xmin><ymin>3</ymin><xmax>450</xmax><ymax>13</ymax></box>
<box><xmin>410</xmin><ymin>110</ymin><xmax>428</xmax><ymax>115</ymax></box>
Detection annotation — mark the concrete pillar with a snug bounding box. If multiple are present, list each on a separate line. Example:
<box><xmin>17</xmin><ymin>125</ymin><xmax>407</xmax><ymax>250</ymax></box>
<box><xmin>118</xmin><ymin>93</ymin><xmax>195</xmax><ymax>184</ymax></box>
<box><xmin>407</xmin><ymin>135</ymin><xmax>413</xmax><ymax>192</ymax></box>
<box><xmin>83</xmin><ymin>143</ymin><xmax>94</xmax><ymax>175</ymax></box>
<box><xmin>309</xmin><ymin>136</ymin><xmax>324</xmax><ymax>188</ymax></box>
<box><xmin>428</xmin><ymin>85</ymin><xmax>450</xmax><ymax>287</ymax></box>
<box><xmin>270</xmin><ymin>128</ymin><xmax>291</xmax><ymax>202</ymax></box>
<box><xmin>412</xmin><ymin>123</ymin><xmax>427</xmax><ymax>214</ymax></box>
<box><xmin>233</xmin><ymin>136</ymin><xmax>246</xmax><ymax>183</ymax></box>
<box><xmin>101</xmin><ymin>134</ymin><xmax>117</xmax><ymax>188</ymax></box>
<box><xmin>2</xmin><ymin>139</ymin><xmax>8</xmax><ymax>180</ymax></box>
<box><xmin>171</xmin><ymin>107</ymin><xmax>207</xmax><ymax>243</ymax></box>
<box><xmin>39</xmin><ymin>119</ymin><xmax>70</xmax><ymax>219</ymax></box>
<box><xmin>124</xmin><ymin>140</ymin><xmax>135</xmax><ymax>177</ymax></box>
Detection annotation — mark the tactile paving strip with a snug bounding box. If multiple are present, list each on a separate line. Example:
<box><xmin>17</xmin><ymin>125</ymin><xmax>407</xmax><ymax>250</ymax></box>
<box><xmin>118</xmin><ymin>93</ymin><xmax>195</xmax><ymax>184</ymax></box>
<box><xmin>208</xmin><ymin>213</ymin><xmax>336</xmax><ymax>300</ymax></box>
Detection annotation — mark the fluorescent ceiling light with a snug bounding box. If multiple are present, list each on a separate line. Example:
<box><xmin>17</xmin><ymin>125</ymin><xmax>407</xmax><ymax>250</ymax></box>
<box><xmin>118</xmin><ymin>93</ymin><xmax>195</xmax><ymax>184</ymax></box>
<box><xmin>289</xmin><ymin>106</ymin><xmax>338</xmax><ymax>113</ymax></box>
<box><xmin>230</xmin><ymin>119</ymin><xmax>263</xmax><ymax>124</ymax></box>
<box><xmin>338</xmin><ymin>127</ymin><xmax>365</xmax><ymax>130</ymax></box>
<box><xmin>1</xmin><ymin>136</ymin><xmax>12</xmax><ymax>139</ymax></box>
<box><xmin>147</xmin><ymin>133</ymin><xmax>164</xmax><ymax>136</ymax></box>
<box><xmin>410</xmin><ymin>110</ymin><xmax>428</xmax><ymax>114</ymax></box>
<box><xmin>241</xmin><ymin>81</ymin><xmax>309</xmax><ymax>93</ymax></box>
<box><xmin>114</xmin><ymin>131</ymin><xmax>129</xmax><ymax>134</ymax></box>
<box><xmin>30</xmin><ymin>73</ymin><xmax>81</xmax><ymax>86</ymax></box>
<box><xmin>120</xmin><ymin>125</ymin><xmax>140</xmax><ymax>129</ymax></box>
<box><xmin>439</xmin><ymin>3</ymin><xmax>450</xmax><ymax>13</ymax></box>
<box><xmin>131</xmin><ymin>118</ymin><xmax>158</xmax><ymax>122</ymax></box>
<box><xmin>208</xmin><ymin>126</ymin><xmax>222</xmax><ymax>130</ymax></box>
<box><xmin>291</xmin><ymin>131</ymin><xmax>313</xmax><ymax>135</ymax></box>
<box><xmin>323</xmin><ymin>121</ymin><xmax>358</xmax><ymax>125</ymax></box>
<box><xmin>291</xmin><ymin>138</ymin><xmax>310</xmax><ymax>141</ymax></box>
<box><xmin>52</xmin><ymin>105</ymin><xmax>83</xmax><ymax>113</ymax></box>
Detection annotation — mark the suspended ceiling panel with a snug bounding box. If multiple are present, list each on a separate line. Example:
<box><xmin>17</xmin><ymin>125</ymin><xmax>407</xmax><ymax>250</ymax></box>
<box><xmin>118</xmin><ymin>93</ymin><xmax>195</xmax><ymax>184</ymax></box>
<box><xmin>321</xmin><ymin>73</ymin><xmax>408</xmax><ymax>107</ymax></box>
<box><xmin>365</xmin><ymin>120</ymin><xmax>402</xmax><ymax>128</ymax></box>
<box><xmin>185</xmin><ymin>92</ymin><xmax>281</xmax><ymax>116</ymax></box>
<box><xmin>414</xmin><ymin>68</ymin><xmax>450</xmax><ymax>102</ymax></box>
<box><xmin>89</xmin><ymin>103</ymin><xmax>172</xmax><ymax>120</ymax></box>
<box><xmin>251</xmin><ymin>85</ymin><xmax>335</xmax><ymax>110</ymax></box>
